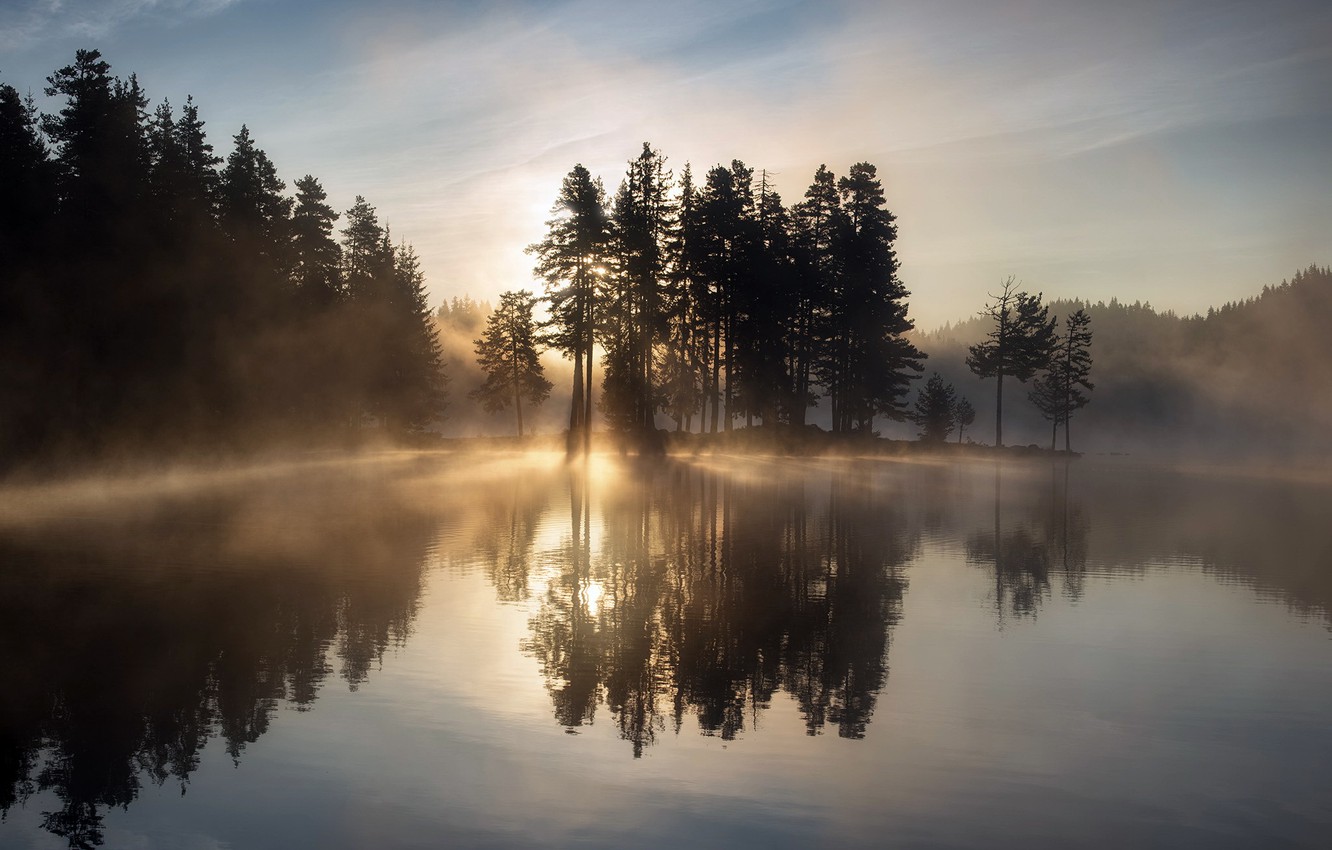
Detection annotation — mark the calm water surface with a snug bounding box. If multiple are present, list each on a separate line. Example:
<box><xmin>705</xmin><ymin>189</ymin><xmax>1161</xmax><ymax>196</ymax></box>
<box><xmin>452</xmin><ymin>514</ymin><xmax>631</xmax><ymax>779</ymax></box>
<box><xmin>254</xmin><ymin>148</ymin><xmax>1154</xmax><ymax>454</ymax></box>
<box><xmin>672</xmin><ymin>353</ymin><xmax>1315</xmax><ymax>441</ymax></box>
<box><xmin>0</xmin><ymin>452</ymin><xmax>1328</xmax><ymax>849</ymax></box>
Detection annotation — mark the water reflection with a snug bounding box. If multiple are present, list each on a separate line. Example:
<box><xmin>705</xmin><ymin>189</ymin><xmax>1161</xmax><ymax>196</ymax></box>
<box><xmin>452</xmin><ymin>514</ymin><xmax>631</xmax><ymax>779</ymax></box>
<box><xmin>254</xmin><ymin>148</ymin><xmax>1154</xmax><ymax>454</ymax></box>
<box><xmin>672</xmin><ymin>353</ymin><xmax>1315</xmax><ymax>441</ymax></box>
<box><xmin>1</xmin><ymin>453</ymin><xmax>1330</xmax><ymax>847</ymax></box>
<box><xmin>0</xmin><ymin>466</ymin><xmax>440</xmax><ymax>848</ymax></box>
<box><xmin>966</xmin><ymin>461</ymin><xmax>1090</xmax><ymax>621</ymax></box>
<box><xmin>522</xmin><ymin>461</ymin><xmax>913</xmax><ymax>754</ymax></box>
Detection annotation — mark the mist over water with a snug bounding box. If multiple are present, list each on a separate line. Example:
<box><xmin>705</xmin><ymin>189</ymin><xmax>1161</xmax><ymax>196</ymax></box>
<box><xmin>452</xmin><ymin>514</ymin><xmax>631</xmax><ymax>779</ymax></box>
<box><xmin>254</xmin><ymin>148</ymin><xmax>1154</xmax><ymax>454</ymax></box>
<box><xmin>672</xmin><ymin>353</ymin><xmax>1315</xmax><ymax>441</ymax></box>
<box><xmin>0</xmin><ymin>451</ymin><xmax>1328</xmax><ymax>848</ymax></box>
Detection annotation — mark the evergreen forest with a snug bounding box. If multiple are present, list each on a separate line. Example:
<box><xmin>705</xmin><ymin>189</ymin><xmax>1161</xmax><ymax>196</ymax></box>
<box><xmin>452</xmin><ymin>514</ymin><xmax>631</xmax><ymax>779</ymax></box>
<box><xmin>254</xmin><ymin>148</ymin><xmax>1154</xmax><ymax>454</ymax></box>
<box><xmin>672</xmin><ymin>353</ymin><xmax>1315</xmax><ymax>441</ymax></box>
<box><xmin>3</xmin><ymin>50</ymin><xmax>1330</xmax><ymax>466</ymax></box>
<box><xmin>0</xmin><ymin>50</ymin><xmax>445</xmax><ymax>470</ymax></box>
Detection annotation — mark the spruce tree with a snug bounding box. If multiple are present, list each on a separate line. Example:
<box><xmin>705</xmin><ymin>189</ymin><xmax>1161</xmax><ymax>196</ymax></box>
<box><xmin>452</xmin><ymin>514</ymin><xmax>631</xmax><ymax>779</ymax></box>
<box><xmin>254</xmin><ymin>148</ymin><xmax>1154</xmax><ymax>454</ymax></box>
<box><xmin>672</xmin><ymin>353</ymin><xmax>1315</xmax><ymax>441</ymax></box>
<box><xmin>388</xmin><ymin>240</ymin><xmax>447</xmax><ymax>430</ymax></box>
<box><xmin>790</xmin><ymin>165</ymin><xmax>842</xmax><ymax>428</ymax></box>
<box><xmin>219</xmin><ymin>125</ymin><xmax>291</xmax><ymax>273</ymax></box>
<box><xmin>913</xmin><ymin>373</ymin><xmax>956</xmax><ymax>442</ymax></box>
<box><xmin>831</xmin><ymin>162</ymin><xmax>924</xmax><ymax>433</ymax></box>
<box><xmin>527</xmin><ymin>164</ymin><xmax>609</xmax><ymax>454</ymax></box>
<box><xmin>290</xmin><ymin>175</ymin><xmax>342</xmax><ymax>309</ymax></box>
<box><xmin>659</xmin><ymin>162</ymin><xmax>706</xmax><ymax>432</ymax></box>
<box><xmin>1030</xmin><ymin>308</ymin><xmax>1093</xmax><ymax>450</ymax></box>
<box><xmin>603</xmin><ymin>143</ymin><xmax>674</xmax><ymax>434</ymax></box>
<box><xmin>471</xmin><ymin>290</ymin><xmax>552</xmax><ymax>437</ymax></box>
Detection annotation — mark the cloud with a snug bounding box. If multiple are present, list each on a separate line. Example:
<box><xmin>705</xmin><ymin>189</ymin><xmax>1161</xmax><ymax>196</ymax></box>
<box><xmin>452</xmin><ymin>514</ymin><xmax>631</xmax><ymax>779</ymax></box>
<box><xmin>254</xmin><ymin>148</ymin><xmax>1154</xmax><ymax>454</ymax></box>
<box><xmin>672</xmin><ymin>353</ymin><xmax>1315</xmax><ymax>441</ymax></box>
<box><xmin>0</xmin><ymin>0</ymin><xmax>241</xmax><ymax>49</ymax></box>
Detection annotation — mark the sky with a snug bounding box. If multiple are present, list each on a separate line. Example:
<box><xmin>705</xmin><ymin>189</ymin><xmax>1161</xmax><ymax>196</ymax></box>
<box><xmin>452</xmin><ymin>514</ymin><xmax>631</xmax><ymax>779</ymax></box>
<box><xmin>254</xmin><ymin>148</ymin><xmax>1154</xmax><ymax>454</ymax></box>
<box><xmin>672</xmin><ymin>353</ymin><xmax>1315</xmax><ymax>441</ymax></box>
<box><xmin>3</xmin><ymin>0</ymin><xmax>1330</xmax><ymax>330</ymax></box>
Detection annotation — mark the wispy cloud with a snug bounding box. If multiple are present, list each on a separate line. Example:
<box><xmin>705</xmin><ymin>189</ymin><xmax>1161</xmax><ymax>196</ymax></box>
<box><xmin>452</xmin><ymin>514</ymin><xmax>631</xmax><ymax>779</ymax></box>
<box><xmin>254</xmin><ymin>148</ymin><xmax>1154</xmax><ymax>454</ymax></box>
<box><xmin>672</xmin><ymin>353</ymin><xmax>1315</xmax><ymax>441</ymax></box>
<box><xmin>0</xmin><ymin>0</ymin><xmax>241</xmax><ymax>50</ymax></box>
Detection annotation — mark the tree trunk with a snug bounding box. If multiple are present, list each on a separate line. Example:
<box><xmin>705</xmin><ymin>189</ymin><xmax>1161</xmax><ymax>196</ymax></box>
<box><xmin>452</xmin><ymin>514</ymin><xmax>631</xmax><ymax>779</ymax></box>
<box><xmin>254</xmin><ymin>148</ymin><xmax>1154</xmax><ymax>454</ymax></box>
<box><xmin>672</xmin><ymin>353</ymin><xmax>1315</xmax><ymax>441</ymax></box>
<box><xmin>709</xmin><ymin>327</ymin><xmax>720</xmax><ymax>434</ymax></box>
<box><xmin>568</xmin><ymin>349</ymin><xmax>584</xmax><ymax>456</ymax></box>
<box><xmin>513</xmin><ymin>341</ymin><xmax>524</xmax><ymax>439</ymax></box>
<box><xmin>515</xmin><ymin>384</ymin><xmax>524</xmax><ymax>439</ymax></box>
<box><xmin>995</xmin><ymin>370</ymin><xmax>1004</xmax><ymax>447</ymax></box>
<box><xmin>583</xmin><ymin>333</ymin><xmax>593</xmax><ymax>455</ymax></box>
<box><xmin>722</xmin><ymin>314</ymin><xmax>733</xmax><ymax>434</ymax></box>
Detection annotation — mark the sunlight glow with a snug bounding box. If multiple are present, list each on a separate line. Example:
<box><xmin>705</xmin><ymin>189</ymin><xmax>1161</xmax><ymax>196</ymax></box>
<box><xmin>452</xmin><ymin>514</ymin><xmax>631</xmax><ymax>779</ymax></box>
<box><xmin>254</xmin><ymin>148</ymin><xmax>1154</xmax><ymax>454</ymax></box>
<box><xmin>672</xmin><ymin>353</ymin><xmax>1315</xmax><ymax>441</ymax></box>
<box><xmin>580</xmin><ymin>580</ymin><xmax>605</xmax><ymax>617</ymax></box>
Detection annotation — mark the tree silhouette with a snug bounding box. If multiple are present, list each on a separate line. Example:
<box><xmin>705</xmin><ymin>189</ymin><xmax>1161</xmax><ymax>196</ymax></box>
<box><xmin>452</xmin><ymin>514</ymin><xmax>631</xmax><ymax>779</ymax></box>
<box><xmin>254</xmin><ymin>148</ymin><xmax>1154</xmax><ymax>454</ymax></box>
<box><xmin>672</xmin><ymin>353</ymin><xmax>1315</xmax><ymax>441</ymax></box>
<box><xmin>528</xmin><ymin>165</ymin><xmax>610</xmax><ymax>455</ymax></box>
<box><xmin>601</xmin><ymin>143</ymin><xmax>674</xmax><ymax>437</ymax></box>
<box><xmin>289</xmin><ymin>175</ymin><xmax>342</xmax><ymax>310</ymax></box>
<box><xmin>0</xmin><ymin>51</ymin><xmax>454</xmax><ymax>467</ymax></box>
<box><xmin>1030</xmin><ymin>308</ymin><xmax>1094</xmax><ymax>451</ymax></box>
<box><xmin>966</xmin><ymin>278</ymin><xmax>1056</xmax><ymax>446</ymax></box>
<box><xmin>823</xmin><ymin>163</ymin><xmax>924</xmax><ymax>433</ymax></box>
<box><xmin>912</xmin><ymin>373</ymin><xmax>957</xmax><ymax>442</ymax></box>
<box><xmin>789</xmin><ymin>165</ymin><xmax>841</xmax><ymax>429</ymax></box>
<box><xmin>470</xmin><ymin>289</ymin><xmax>552</xmax><ymax>437</ymax></box>
<box><xmin>659</xmin><ymin>162</ymin><xmax>707</xmax><ymax>432</ymax></box>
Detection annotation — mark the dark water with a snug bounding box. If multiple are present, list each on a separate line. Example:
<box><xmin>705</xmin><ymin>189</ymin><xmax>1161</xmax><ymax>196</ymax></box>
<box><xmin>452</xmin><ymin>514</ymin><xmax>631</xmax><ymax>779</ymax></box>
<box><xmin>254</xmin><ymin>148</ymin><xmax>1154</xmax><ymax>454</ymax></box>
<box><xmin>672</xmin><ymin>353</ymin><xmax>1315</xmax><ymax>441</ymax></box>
<box><xmin>0</xmin><ymin>452</ymin><xmax>1328</xmax><ymax>849</ymax></box>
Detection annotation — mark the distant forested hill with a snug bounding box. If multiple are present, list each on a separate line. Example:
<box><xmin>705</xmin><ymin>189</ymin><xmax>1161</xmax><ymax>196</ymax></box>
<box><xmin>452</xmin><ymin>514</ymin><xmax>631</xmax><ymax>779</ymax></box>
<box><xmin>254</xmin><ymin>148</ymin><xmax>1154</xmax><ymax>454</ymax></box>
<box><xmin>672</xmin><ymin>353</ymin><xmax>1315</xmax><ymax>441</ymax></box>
<box><xmin>909</xmin><ymin>265</ymin><xmax>1332</xmax><ymax>459</ymax></box>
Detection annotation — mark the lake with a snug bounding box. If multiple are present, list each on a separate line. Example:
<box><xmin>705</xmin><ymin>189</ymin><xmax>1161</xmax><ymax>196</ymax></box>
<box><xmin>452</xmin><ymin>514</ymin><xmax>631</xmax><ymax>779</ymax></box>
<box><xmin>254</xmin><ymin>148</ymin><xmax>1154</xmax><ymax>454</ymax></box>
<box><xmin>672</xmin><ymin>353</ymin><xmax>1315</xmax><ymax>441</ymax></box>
<box><xmin>0</xmin><ymin>451</ymin><xmax>1329</xmax><ymax>849</ymax></box>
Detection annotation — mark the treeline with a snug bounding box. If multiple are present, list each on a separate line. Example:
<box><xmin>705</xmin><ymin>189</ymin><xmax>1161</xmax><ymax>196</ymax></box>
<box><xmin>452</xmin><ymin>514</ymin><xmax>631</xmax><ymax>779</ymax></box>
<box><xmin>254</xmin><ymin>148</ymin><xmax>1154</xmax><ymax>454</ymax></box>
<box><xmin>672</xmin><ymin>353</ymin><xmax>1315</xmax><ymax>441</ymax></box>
<box><xmin>0</xmin><ymin>50</ymin><xmax>445</xmax><ymax>468</ymax></box>
<box><xmin>520</xmin><ymin>145</ymin><xmax>924</xmax><ymax>449</ymax></box>
<box><xmin>914</xmin><ymin>265</ymin><xmax>1332</xmax><ymax>457</ymax></box>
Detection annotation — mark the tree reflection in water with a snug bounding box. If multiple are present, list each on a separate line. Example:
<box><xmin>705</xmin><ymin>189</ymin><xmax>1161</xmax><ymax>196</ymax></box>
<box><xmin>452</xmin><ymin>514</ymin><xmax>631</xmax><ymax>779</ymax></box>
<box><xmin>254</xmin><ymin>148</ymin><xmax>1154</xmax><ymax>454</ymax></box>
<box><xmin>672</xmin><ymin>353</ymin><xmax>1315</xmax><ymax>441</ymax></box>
<box><xmin>0</xmin><ymin>468</ymin><xmax>440</xmax><ymax>849</ymax></box>
<box><xmin>522</xmin><ymin>459</ymin><xmax>915</xmax><ymax>755</ymax></box>
<box><xmin>7</xmin><ymin>453</ymin><xmax>1329</xmax><ymax>847</ymax></box>
<box><xmin>966</xmin><ymin>460</ymin><xmax>1089</xmax><ymax>623</ymax></box>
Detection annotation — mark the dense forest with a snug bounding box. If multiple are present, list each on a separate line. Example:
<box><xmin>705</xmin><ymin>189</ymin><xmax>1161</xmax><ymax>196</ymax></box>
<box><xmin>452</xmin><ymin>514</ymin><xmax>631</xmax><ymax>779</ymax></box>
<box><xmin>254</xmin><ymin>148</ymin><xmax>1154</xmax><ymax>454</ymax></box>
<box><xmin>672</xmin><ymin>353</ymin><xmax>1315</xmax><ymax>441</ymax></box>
<box><xmin>525</xmin><ymin>148</ymin><xmax>924</xmax><ymax>452</ymax></box>
<box><xmin>0</xmin><ymin>50</ymin><xmax>445</xmax><ymax>469</ymax></box>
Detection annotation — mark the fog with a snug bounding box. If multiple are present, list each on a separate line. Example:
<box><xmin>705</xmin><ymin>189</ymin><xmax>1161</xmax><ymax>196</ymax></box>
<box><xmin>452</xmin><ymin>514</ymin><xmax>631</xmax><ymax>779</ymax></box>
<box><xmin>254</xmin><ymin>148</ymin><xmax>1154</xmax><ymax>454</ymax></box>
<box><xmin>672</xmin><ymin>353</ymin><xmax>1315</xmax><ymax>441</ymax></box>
<box><xmin>910</xmin><ymin>267</ymin><xmax>1332</xmax><ymax>463</ymax></box>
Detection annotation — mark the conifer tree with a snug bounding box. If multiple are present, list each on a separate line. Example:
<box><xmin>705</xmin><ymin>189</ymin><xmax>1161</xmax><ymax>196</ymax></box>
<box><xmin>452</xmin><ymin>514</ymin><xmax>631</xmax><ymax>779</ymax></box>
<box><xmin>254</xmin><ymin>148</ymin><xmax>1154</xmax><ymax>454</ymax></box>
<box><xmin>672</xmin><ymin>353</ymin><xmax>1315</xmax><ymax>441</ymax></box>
<box><xmin>966</xmin><ymin>279</ymin><xmax>1056</xmax><ymax>446</ymax></box>
<box><xmin>602</xmin><ymin>143</ymin><xmax>674</xmax><ymax>434</ymax></box>
<box><xmin>693</xmin><ymin>161</ymin><xmax>755</xmax><ymax>432</ymax></box>
<box><xmin>41</xmin><ymin>50</ymin><xmax>155</xmax><ymax>437</ymax></box>
<box><xmin>829</xmin><ymin>162</ymin><xmax>924</xmax><ymax>432</ymax></box>
<box><xmin>659</xmin><ymin>162</ymin><xmax>706</xmax><ymax>431</ymax></box>
<box><xmin>790</xmin><ymin>165</ymin><xmax>842</xmax><ymax>428</ymax></box>
<box><xmin>912</xmin><ymin>373</ymin><xmax>956</xmax><ymax>442</ymax></box>
<box><xmin>388</xmin><ymin>241</ymin><xmax>447</xmax><ymax>430</ymax></box>
<box><xmin>528</xmin><ymin>164</ymin><xmax>609</xmax><ymax>454</ymax></box>
<box><xmin>471</xmin><ymin>290</ymin><xmax>552</xmax><ymax>437</ymax></box>
<box><xmin>1030</xmin><ymin>308</ymin><xmax>1093</xmax><ymax>450</ymax></box>
<box><xmin>219</xmin><ymin>125</ymin><xmax>291</xmax><ymax>274</ymax></box>
<box><xmin>290</xmin><ymin>175</ymin><xmax>341</xmax><ymax>309</ymax></box>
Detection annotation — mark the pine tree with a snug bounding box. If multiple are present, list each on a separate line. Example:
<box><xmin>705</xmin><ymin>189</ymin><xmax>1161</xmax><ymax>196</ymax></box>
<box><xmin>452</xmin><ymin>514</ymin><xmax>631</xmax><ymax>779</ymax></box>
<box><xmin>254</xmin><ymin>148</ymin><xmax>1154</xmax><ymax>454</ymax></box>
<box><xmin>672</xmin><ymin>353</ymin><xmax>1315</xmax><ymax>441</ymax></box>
<box><xmin>219</xmin><ymin>125</ymin><xmax>291</xmax><ymax>274</ymax></box>
<box><xmin>1030</xmin><ymin>309</ymin><xmax>1093</xmax><ymax>450</ymax></box>
<box><xmin>388</xmin><ymin>241</ymin><xmax>447</xmax><ymax>430</ymax></box>
<box><xmin>831</xmin><ymin>162</ymin><xmax>924</xmax><ymax>433</ymax></box>
<box><xmin>790</xmin><ymin>164</ymin><xmax>842</xmax><ymax>428</ymax></box>
<box><xmin>471</xmin><ymin>290</ymin><xmax>552</xmax><ymax>437</ymax></box>
<box><xmin>659</xmin><ymin>162</ymin><xmax>706</xmax><ymax>432</ymax></box>
<box><xmin>602</xmin><ymin>143</ymin><xmax>674</xmax><ymax>434</ymax></box>
<box><xmin>290</xmin><ymin>175</ymin><xmax>341</xmax><ymax>309</ymax></box>
<box><xmin>737</xmin><ymin>169</ymin><xmax>795</xmax><ymax>426</ymax></box>
<box><xmin>0</xmin><ymin>81</ymin><xmax>57</xmax><ymax>454</ymax></box>
<box><xmin>966</xmin><ymin>278</ymin><xmax>1056</xmax><ymax>446</ymax></box>
<box><xmin>40</xmin><ymin>51</ymin><xmax>155</xmax><ymax>439</ymax></box>
<box><xmin>175</xmin><ymin>96</ymin><xmax>220</xmax><ymax>221</ymax></box>
<box><xmin>693</xmin><ymin>161</ymin><xmax>755</xmax><ymax>432</ymax></box>
<box><xmin>527</xmin><ymin>164</ymin><xmax>609</xmax><ymax>455</ymax></box>
<box><xmin>0</xmin><ymin>83</ymin><xmax>54</xmax><ymax>269</ymax></box>
<box><xmin>913</xmin><ymin>373</ymin><xmax>956</xmax><ymax>442</ymax></box>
